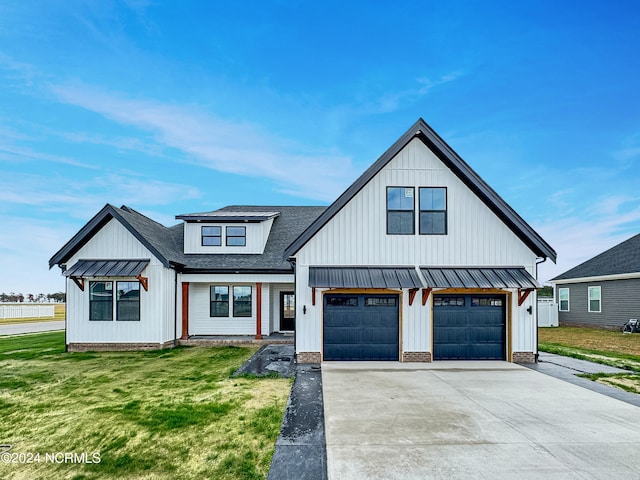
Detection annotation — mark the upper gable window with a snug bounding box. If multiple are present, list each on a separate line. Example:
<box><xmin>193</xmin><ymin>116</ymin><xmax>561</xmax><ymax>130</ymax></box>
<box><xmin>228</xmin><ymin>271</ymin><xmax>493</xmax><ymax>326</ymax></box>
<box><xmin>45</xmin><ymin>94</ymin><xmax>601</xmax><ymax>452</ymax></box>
<box><xmin>202</xmin><ymin>226</ymin><xmax>222</xmax><ymax>246</ymax></box>
<box><xmin>387</xmin><ymin>187</ymin><xmax>415</xmax><ymax>235</ymax></box>
<box><xmin>226</xmin><ymin>226</ymin><xmax>246</xmax><ymax>246</ymax></box>
<box><xmin>419</xmin><ymin>187</ymin><xmax>447</xmax><ymax>235</ymax></box>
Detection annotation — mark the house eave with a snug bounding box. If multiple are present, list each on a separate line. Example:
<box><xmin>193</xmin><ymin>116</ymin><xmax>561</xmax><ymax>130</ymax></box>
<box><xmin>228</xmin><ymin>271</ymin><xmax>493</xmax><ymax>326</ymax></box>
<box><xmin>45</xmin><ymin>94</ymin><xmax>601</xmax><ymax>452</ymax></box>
<box><xmin>552</xmin><ymin>272</ymin><xmax>640</xmax><ymax>285</ymax></box>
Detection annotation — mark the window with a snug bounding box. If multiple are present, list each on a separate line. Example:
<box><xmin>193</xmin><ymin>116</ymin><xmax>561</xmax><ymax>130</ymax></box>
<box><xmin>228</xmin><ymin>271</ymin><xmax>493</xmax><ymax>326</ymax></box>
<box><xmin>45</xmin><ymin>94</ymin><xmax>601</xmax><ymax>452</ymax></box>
<box><xmin>433</xmin><ymin>296</ymin><xmax>465</xmax><ymax>306</ymax></box>
<box><xmin>365</xmin><ymin>297</ymin><xmax>397</xmax><ymax>307</ymax></box>
<box><xmin>202</xmin><ymin>226</ymin><xmax>222</xmax><ymax>246</ymax></box>
<box><xmin>387</xmin><ymin>187</ymin><xmax>415</xmax><ymax>234</ymax></box>
<box><xmin>420</xmin><ymin>187</ymin><xmax>447</xmax><ymax>234</ymax></box>
<box><xmin>326</xmin><ymin>296</ymin><xmax>358</xmax><ymax>307</ymax></box>
<box><xmin>559</xmin><ymin>288</ymin><xmax>570</xmax><ymax>312</ymax></box>
<box><xmin>226</xmin><ymin>226</ymin><xmax>246</xmax><ymax>246</ymax></box>
<box><xmin>588</xmin><ymin>286</ymin><xmax>601</xmax><ymax>313</ymax></box>
<box><xmin>210</xmin><ymin>286</ymin><xmax>229</xmax><ymax>317</ymax></box>
<box><xmin>89</xmin><ymin>281</ymin><xmax>113</xmax><ymax>321</ymax></box>
<box><xmin>117</xmin><ymin>281</ymin><xmax>140</xmax><ymax>321</ymax></box>
<box><xmin>471</xmin><ymin>297</ymin><xmax>503</xmax><ymax>307</ymax></box>
<box><xmin>233</xmin><ymin>286</ymin><xmax>252</xmax><ymax>317</ymax></box>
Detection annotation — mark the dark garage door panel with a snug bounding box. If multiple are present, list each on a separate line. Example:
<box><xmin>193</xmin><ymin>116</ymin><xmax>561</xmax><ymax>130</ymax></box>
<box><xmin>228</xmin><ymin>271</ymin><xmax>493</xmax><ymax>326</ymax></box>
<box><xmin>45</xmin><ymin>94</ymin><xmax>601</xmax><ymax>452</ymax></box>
<box><xmin>433</xmin><ymin>295</ymin><xmax>505</xmax><ymax>360</ymax></box>
<box><xmin>323</xmin><ymin>294</ymin><xmax>399</xmax><ymax>361</ymax></box>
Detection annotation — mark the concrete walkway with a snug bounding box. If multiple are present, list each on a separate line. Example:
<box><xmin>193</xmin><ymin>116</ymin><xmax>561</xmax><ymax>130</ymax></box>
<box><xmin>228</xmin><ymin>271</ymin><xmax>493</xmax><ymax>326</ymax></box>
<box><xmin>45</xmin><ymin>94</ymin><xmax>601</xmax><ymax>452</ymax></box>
<box><xmin>322</xmin><ymin>361</ymin><xmax>640</xmax><ymax>480</ymax></box>
<box><xmin>0</xmin><ymin>320</ymin><xmax>65</xmax><ymax>335</ymax></box>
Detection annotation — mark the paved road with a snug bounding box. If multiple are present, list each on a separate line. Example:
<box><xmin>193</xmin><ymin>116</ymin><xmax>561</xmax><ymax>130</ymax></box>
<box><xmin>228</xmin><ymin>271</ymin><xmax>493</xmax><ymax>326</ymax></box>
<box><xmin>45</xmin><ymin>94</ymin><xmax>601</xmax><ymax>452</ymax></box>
<box><xmin>322</xmin><ymin>361</ymin><xmax>640</xmax><ymax>480</ymax></box>
<box><xmin>0</xmin><ymin>320</ymin><xmax>65</xmax><ymax>335</ymax></box>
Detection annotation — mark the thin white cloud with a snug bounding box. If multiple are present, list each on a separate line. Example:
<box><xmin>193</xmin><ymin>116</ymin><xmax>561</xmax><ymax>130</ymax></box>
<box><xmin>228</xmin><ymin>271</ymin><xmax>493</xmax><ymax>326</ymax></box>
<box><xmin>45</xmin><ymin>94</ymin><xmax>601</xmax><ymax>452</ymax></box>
<box><xmin>50</xmin><ymin>83</ymin><xmax>357</xmax><ymax>201</ymax></box>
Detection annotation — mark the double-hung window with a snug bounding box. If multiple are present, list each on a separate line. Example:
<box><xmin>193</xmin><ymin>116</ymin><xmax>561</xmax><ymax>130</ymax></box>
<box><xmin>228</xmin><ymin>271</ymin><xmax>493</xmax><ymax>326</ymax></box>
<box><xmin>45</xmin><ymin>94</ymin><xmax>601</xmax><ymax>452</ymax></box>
<box><xmin>558</xmin><ymin>288</ymin><xmax>570</xmax><ymax>312</ymax></box>
<box><xmin>226</xmin><ymin>226</ymin><xmax>246</xmax><ymax>246</ymax></box>
<box><xmin>116</xmin><ymin>281</ymin><xmax>140</xmax><ymax>321</ymax></box>
<box><xmin>210</xmin><ymin>286</ymin><xmax>230</xmax><ymax>317</ymax></box>
<box><xmin>233</xmin><ymin>286</ymin><xmax>252</xmax><ymax>317</ymax></box>
<box><xmin>588</xmin><ymin>286</ymin><xmax>601</xmax><ymax>313</ymax></box>
<box><xmin>202</xmin><ymin>226</ymin><xmax>222</xmax><ymax>246</ymax></box>
<box><xmin>90</xmin><ymin>281</ymin><xmax>113</xmax><ymax>321</ymax></box>
<box><xmin>420</xmin><ymin>187</ymin><xmax>447</xmax><ymax>234</ymax></box>
<box><xmin>387</xmin><ymin>187</ymin><xmax>415</xmax><ymax>234</ymax></box>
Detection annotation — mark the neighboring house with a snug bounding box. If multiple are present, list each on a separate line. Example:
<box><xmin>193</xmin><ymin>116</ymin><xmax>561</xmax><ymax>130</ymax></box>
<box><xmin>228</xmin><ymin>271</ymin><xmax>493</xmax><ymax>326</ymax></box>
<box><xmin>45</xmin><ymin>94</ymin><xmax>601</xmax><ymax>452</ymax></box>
<box><xmin>50</xmin><ymin>118</ymin><xmax>555</xmax><ymax>362</ymax></box>
<box><xmin>552</xmin><ymin>233</ymin><xmax>640</xmax><ymax>329</ymax></box>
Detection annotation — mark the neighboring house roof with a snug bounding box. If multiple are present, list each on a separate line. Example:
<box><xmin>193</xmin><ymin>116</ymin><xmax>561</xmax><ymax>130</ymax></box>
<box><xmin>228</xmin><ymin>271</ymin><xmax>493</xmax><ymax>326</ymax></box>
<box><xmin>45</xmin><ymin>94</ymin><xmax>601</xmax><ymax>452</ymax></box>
<box><xmin>552</xmin><ymin>233</ymin><xmax>640</xmax><ymax>281</ymax></box>
<box><xmin>49</xmin><ymin>204</ymin><xmax>326</xmax><ymax>274</ymax></box>
<box><xmin>284</xmin><ymin>118</ymin><xmax>556</xmax><ymax>263</ymax></box>
<box><xmin>49</xmin><ymin>204</ymin><xmax>182</xmax><ymax>269</ymax></box>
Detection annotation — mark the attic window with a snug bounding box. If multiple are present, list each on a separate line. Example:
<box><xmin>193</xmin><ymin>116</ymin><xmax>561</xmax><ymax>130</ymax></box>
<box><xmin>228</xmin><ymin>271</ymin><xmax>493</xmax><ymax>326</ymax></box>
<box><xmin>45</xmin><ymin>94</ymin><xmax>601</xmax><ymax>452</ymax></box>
<box><xmin>420</xmin><ymin>187</ymin><xmax>447</xmax><ymax>235</ymax></box>
<box><xmin>202</xmin><ymin>226</ymin><xmax>222</xmax><ymax>246</ymax></box>
<box><xmin>226</xmin><ymin>226</ymin><xmax>246</xmax><ymax>246</ymax></box>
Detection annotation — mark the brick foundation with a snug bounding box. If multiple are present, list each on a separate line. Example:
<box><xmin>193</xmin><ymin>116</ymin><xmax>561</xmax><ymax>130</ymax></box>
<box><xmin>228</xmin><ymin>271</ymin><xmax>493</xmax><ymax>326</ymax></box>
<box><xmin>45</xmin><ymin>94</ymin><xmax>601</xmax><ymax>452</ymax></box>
<box><xmin>67</xmin><ymin>342</ymin><xmax>174</xmax><ymax>352</ymax></box>
<box><xmin>402</xmin><ymin>351</ymin><xmax>432</xmax><ymax>362</ymax></box>
<box><xmin>297</xmin><ymin>352</ymin><xmax>322</xmax><ymax>363</ymax></box>
<box><xmin>512</xmin><ymin>351</ymin><xmax>536</xmax><ymax>364</ymax></box>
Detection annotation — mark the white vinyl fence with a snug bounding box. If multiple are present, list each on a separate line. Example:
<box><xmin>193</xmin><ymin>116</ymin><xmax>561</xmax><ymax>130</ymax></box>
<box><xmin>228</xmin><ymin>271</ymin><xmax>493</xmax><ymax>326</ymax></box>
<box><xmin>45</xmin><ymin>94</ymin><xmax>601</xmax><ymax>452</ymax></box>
<box><xmin>0</xmin><ymin>305</ymin><xmax>55</xmax><ymax>319</ymax></box>
<box><xmin>537</xmin><ymin>299</ymin><xmax>559</xmax><ymax>327</ymax></box>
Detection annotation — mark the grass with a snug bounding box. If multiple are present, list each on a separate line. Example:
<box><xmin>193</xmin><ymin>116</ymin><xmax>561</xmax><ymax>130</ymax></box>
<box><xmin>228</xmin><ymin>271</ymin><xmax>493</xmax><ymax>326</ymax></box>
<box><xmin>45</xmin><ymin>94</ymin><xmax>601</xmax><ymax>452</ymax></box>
<box><xmin>0</xmin><ymin>304</ymin><xmax>65</xmax><ymax>325</ymax></box>
<box><xmin>0</xmin><ymin>332</ymin><xmax>291</xmax><ymax>480</ymax></box>
<box><xmin>539</xmin><ymin>326</ymin><xmax>640</xmax><ymax>393</ymax></box>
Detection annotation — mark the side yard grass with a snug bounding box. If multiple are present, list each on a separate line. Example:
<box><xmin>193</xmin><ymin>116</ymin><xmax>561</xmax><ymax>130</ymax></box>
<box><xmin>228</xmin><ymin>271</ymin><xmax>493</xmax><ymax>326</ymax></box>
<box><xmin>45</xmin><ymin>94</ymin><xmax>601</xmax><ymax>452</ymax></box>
<box><xmin>0</xmin><ymin>332</ymin><xmax>291</xmax><ymax>480</ymax></box>
<box><xmin>539</xmin><ymin>326</ymin><xmax>640</xmax><ymax>394</ymax></box>
<box><xmin>0</xmin><ymin>304</ymin><xmax>65</xmax><ymax>325</ymax></box>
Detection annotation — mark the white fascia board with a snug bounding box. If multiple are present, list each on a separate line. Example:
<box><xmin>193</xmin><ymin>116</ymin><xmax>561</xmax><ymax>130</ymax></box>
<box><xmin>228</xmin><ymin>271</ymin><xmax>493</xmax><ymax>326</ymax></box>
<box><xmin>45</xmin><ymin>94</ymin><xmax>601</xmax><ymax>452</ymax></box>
<box><xmin>552</xmin><ymin>272</ymin><xmax>640</xmax><ymax>285</ymax></box>
<box><xmin>179</xmin><ymin>273</ymin><xmax>294</xmax><ymax>284</ymax></box>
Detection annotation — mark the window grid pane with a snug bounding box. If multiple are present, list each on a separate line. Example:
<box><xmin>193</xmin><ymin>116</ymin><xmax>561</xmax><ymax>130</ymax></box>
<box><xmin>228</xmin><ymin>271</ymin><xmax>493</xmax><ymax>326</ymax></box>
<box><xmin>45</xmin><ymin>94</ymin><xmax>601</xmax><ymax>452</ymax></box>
<box><xmin>233</xmin><ymin>286</ymin><xmax>252</xmax><ymax>317</ymax></box>
<box><xmin>116</xmin><ymin>281</ymin><xmax>140</xmax><ymax>321</ymax></box>
<box><xmin>210</xmin><ymin>286</ymin><xmax>229</xmax><ymax>317</ymax></box>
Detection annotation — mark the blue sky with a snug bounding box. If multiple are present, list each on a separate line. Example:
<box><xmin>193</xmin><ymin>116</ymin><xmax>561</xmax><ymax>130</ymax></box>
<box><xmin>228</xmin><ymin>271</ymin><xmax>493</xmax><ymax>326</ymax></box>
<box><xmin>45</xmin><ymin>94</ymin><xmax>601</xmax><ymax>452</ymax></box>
<box><xmin>1</xmin><ymin>0</ymin><xmax>640</xmax><ymax>294</ymax></box>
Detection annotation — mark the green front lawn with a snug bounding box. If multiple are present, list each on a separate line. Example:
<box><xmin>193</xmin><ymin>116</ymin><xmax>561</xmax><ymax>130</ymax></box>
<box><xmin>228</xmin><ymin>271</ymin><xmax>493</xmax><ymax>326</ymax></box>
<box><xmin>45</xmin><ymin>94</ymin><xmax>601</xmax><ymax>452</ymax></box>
<box><xmin>0</xmin><ymin>332</ymin><xmax>290</xmax><ymax>480</ymax></box>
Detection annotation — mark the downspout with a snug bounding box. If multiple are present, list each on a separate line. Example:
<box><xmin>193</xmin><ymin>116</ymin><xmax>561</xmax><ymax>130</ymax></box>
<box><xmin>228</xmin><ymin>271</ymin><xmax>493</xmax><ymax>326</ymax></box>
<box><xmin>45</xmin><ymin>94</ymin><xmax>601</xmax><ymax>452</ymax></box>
<box><xmin>534</xmin><ymin>256</ymin><xmax>547</xmax><ymax>362</ymax></box>
<box><xmin>173</xmin><ymin>268</ymin><xmax>178</xmax><ymax>348</ymax></box>
<box><xmin>288</xmin><ymin>257</ymin><xmax>297</xmax><ymax>359</ymax></box>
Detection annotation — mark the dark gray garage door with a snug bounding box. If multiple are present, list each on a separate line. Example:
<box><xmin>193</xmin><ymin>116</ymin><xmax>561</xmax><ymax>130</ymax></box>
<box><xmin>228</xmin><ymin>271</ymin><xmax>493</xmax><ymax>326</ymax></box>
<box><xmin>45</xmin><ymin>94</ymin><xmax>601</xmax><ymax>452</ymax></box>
<box><xmin>324</xmin><ymin>294</ymin><xmax>399</xmax><ymax>361</ymax></box>
<box><xmin>433</xmin><ymin>294</ymin><xmax>505</xmax><ymax>360</ymax></box>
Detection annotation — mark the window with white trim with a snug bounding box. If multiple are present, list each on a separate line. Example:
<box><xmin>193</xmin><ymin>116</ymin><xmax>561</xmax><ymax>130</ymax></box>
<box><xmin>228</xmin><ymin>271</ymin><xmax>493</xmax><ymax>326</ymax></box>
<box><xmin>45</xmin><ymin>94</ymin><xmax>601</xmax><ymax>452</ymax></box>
<box><xmin>588</xmin><ymin>286</ymin><xmax>601</xmax><ymax>313</ymax></box>
<box><xmin>558</xmin><ymin>288</ymin><xmax>570</xmax><ymax>312</ymax></box>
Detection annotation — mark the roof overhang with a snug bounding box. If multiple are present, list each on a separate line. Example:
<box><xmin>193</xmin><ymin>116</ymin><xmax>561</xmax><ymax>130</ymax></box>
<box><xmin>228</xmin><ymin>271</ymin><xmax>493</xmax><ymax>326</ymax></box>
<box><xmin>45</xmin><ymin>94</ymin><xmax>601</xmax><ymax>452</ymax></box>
<box><xmin>309</xmin><ymin>266</ymin><xmax>424</xmax><ymax>289</ymax></box>
<box><xmin>420</xmin><ymin>266</ymin><xmax>540</xmax><ymax>289</ymax></box>
<box><xmin>552</xmin><ymin>271</ymin><xmax>640</xmax><ymax>285</ymax></box>
<box><xmin>176</xmin><ymin>211</ymin><xmax>280</xmax><ymax>222</ymax></box>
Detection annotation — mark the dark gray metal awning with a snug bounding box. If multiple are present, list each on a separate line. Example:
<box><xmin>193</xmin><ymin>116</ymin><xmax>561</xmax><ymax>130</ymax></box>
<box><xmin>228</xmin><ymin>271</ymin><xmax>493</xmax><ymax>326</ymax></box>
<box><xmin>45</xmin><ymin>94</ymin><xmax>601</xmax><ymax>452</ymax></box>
<box><xmin>309</xmin><ymin>266</ymin><xmax>423</xmax><ymax>289</ymax></box>
<box><xmin>64</xmin><ymin>259</ymin><xmax>150</xmax><ymax>278</ymax></box>
<box><xmin>420</xmin><ymin>267</ymin><xmax>540</xmax><ymax>289</ymax></box>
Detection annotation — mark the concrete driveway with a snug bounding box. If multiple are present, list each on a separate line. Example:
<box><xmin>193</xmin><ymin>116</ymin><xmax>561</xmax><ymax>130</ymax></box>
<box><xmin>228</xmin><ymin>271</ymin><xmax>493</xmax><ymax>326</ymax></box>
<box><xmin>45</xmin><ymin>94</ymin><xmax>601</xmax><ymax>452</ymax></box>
<box><xmin>322</xmin><ymin>361</ymin><xmax>640</xmax><ymax>480</ymax></box>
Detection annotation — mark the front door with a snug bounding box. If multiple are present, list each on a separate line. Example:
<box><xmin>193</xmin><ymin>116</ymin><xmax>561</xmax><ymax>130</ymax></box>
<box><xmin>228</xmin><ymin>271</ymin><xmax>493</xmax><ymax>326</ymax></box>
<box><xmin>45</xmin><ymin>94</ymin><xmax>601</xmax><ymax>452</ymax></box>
<box><xmin>280</xmin><ymin>292</ymin><xmax>295</xmax><ymax>331</ymax></box>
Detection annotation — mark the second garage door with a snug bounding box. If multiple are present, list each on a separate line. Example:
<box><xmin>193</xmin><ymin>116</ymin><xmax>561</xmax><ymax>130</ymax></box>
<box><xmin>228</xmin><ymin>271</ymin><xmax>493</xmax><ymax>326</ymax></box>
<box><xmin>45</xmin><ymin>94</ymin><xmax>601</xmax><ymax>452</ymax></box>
<box><xmin>323</xmin><ymin>294</ymin><xmax>399</xmax><ymax>361</ymax></box>
<box><xmin>433</xmin><ymin>294</ymin><xmax>506</xmax><ymax>360</ymax></box>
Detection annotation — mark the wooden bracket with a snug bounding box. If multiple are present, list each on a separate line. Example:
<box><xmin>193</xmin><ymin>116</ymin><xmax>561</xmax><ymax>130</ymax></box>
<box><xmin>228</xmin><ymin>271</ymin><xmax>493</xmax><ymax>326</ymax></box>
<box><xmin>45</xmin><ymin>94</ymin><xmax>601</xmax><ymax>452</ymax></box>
<box><xmin>312</xmin><ymin>288</ymin><xmax>316</xmax><ymax>306</ymax></box>
<box><xmin>518</xmin><ymin>288</ymin><xmax>533</xmax><ymax>306</ymax></box>
<box><xmin>422</xmin><ymin>288</ymin><xmax>432</xmax><ymax>306</ymax></box>
<box><xmin>71</xmin><ymin>277</ymin><xmax>84</xmax><ymax>291</ymax></box>
<box><xmin>408</xmin><ymin>288</ymin><xmax>418</xmax><ymax>306</ymax></box>
<box><xmin>136</xmin><ymin>275</ymin><xmax>149</xmax><ymax>291</ymax></box>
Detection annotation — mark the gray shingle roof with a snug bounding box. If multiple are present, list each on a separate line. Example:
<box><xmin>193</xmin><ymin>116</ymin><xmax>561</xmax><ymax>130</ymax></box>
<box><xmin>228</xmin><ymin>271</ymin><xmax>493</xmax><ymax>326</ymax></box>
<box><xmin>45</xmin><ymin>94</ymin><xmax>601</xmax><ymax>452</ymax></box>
<box><xmin>49</xmin><ymin>204</ymin><xmax>326</xmax><ymax>273</ymax></box>
<box><xmin>552</xmin><ymin>233</ymin><xmax>640</xmax><ymax>280</ymax></box>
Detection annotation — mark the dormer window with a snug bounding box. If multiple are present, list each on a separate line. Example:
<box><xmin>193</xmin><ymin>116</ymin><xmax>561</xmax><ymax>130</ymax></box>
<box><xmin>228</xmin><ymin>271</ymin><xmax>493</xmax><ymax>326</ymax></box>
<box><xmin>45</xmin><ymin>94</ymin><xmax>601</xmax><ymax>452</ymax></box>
<box><xmin>202</xmin><ymin>226</ymin><xmax>222</xmax><ymax>246</ymax></box>
<box><xmin>226</xmin><ymin>226</ymin><xmax>246</xmax><ymax>246</ymax></box>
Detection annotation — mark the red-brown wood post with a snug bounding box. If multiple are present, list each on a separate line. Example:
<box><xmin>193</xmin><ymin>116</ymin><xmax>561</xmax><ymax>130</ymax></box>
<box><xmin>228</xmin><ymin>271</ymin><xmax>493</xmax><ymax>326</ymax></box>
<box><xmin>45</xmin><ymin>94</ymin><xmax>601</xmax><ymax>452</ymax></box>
<box><xmin>181</xmin><ymin>282</ymin><xmax>189</xmax><ymax>340</ymax></box>
<box><xmin>255</xmin><ymin>282</ymin><xmax>263</xmax><ymax>340</ymax></box>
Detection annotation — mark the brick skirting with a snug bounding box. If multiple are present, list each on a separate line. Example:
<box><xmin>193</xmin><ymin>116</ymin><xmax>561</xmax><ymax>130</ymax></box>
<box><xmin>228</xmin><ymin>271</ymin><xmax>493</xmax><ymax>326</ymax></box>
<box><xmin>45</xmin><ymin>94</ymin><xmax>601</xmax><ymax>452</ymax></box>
<box><xmin>512</xmin><ymin>351</ymin><xmax>536</xmax><ymax>364</ymax></box>
<box><xmin>67</xmin><ymin>341</ymin><xmax>174</xmax><ymax>352</ymax></box>
<box><xmin>402</xmin><ymin>351</ymin><xmax>432</xmax><ymax>362</ymax></box>
<box><xmin>297</xmin><ymin>352</ymin><xmax>322</xmax><ymax>363</ymax></box>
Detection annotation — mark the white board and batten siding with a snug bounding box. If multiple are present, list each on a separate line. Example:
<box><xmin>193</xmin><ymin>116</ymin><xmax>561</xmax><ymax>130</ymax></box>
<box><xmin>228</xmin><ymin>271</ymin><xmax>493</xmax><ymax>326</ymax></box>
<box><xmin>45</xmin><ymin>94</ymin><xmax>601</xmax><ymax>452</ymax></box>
<box><xmin>65</xmin><ymin>219</ymin><xmax>177</xmax><ymax>345</ymax></box>
<box><xmin>293</xmin><ymin>138</ymin><xmax>540</xmax><ymax>355</ymax></box>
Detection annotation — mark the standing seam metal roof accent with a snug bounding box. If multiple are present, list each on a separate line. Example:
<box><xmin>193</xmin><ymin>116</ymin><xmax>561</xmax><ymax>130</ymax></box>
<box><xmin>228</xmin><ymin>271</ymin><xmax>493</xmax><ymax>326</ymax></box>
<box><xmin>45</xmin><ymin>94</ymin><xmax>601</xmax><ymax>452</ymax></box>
<box><xmin>419</xmin><ymin>267</ymin><xmax>539</xmax><ymax>289</ymax></box>
<box><xmin>308</xmin><ymin>267</ymin><xmax>424</xmax><ymax>289</ymax></box>
<box><xmin>63</xmin><ymin>259</ymin><xmax>150</xmax><ymax>278</ymax></box>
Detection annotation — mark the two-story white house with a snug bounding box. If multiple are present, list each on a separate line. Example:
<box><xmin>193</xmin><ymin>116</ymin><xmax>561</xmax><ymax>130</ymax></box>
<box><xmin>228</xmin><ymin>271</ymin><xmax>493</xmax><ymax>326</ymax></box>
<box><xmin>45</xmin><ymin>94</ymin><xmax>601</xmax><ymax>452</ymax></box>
<box><xmin>50</xmin><ymin>118</ymin><xmax>555</xmax><ymax>362</ymax></box>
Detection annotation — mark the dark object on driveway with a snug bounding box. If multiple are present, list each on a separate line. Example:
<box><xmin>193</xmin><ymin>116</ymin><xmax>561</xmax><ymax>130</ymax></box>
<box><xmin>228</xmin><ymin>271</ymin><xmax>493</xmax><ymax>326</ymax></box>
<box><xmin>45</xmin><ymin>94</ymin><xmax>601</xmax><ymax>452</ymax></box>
<box><xmin>233</xmin><ymin>345</ymin><xmax>295</xmax><ymax>378</ymax></box>
<box><xmin>622</xmin><ymin>319</ymin><xmax>640</xmax><ymax>334</ymax></box>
